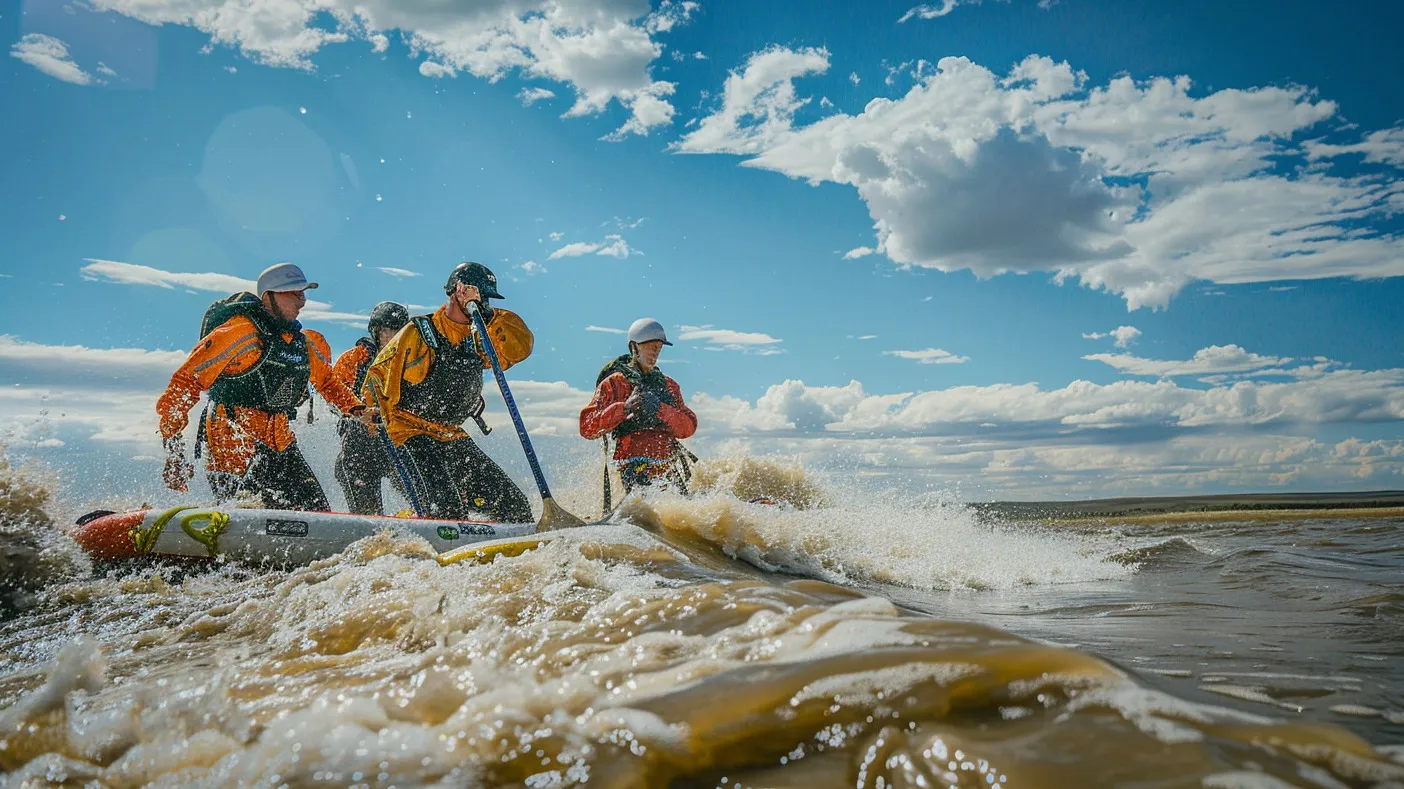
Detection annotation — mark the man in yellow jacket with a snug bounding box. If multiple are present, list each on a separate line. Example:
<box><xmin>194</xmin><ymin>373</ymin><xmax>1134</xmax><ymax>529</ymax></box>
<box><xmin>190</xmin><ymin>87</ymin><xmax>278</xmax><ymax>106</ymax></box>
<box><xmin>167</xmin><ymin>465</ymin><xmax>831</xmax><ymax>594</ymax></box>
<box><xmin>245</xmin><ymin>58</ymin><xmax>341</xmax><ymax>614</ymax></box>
<box><xmin>363</xmin><ymin>262</ymin><xmax>535</xmax><ymax>522</ymax></box>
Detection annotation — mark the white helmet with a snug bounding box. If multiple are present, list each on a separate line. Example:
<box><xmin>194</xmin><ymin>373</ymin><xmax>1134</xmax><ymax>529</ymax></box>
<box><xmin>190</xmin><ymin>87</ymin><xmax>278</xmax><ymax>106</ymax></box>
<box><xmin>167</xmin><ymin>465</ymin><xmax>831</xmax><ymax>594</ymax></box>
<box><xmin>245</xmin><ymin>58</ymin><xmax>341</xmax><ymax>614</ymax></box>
<box><xmin>627</xmin><ymin>318</ymin><xmax>672</xmax><ymax>346</ymax></box>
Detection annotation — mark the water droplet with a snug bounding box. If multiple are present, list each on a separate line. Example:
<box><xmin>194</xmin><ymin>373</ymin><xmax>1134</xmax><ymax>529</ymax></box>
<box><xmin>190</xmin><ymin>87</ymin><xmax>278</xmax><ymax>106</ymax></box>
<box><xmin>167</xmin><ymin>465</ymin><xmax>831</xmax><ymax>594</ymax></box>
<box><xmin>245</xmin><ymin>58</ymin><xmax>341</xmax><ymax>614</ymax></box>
<box><xmin>376</xmin><ymin>194</ymin><xmax>384</xmax><ymax>202</ymax></box>
<box><xmin>299</xmin><ymin>106</ymin><xmax>307</xmax><ymax>114</ymax></box>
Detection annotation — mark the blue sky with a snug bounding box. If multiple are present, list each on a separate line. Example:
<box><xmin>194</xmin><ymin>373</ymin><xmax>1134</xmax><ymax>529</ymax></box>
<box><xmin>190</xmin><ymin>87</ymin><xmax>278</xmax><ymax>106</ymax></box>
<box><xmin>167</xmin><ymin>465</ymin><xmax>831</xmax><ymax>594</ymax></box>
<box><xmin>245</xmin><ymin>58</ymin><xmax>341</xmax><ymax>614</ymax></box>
<box><xmin>2</xmin><ymin>0</ymin><xmax>1402</xmax><ymax>503</ymax></box>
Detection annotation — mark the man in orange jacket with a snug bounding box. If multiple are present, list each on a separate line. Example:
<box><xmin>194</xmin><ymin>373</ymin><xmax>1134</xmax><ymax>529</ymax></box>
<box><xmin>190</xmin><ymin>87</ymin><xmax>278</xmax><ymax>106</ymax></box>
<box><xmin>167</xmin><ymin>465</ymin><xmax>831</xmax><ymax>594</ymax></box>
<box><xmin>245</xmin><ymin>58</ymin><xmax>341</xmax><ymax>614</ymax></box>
<box><xmin>580</xmin><ymin>318</ymin><xmax>697</xmax><ymax>493</ymax></box>
<box><xmin>332</xmin><ymin>301</ymin><xmax>410</xmax><ymax>515</ymax></box>
<box><xmin>156</xmin><ymin>263</ymin><xmax>377</xmax><ymax>510</ymax></box>
<box><xmin>363</xmin><ymin>262</ymin><xmax>535</xmax><ymax>523</ymax></box>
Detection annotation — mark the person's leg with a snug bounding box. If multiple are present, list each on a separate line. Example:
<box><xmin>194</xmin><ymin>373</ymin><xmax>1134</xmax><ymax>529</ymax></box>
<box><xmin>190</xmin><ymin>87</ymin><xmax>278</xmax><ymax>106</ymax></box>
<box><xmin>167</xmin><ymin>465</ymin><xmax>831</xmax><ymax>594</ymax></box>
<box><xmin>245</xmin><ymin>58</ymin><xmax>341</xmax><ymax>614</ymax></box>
<box><xmin>335</xmin><ymin>425</ymin><xmax>386</xmax><ymax>515</ymax></box>
<box><xmin>398</xmin><ymin>435</ymin><xmax>467</xmax><ymax>519</ymax></box>
<box><xmin>448</xmin><ymin>438</ymin><xmax>533</xmax><ymax>523</ymax></box>
<box><xmin>259</xmin><ymin>442</ymin><xmax>330</xmax><ymax>511</ymax></box>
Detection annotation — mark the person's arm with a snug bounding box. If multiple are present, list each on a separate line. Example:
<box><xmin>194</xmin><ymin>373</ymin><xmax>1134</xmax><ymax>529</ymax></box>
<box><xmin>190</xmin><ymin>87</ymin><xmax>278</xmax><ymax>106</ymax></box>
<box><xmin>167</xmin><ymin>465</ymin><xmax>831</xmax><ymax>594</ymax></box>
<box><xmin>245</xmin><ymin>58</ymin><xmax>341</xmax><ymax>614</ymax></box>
<box><xmin>579</xmin><ymin>375</ymin><xmax>629</xmax><ymax>440</ymax></box>
<box><xmin>364</xmin><ymin>324</ymin><xmax>429</xmax><ymax>414</ymax></box>
<box><xmin>658</xmin><ymin>379</ymin><xmax>698</xmax><ymax>440</ymax></box>
<box><xmin>332</xmin><ymin>344</ymin><xmax>368</xmax><ymax>391</ymax></box>
<box><xmin>477</xmin><ymin>307</ymin><xmax>534</xmax><ymax>371</ymax></box>
<box><xmin>155</xmin><ymin>317</ymin><xmax>260</xmax><ymax>440</ymax></box>
<box><xmin>306</xmin><ymin>330</ymin><xmax>365</xmax><ymax>415</ymax></box>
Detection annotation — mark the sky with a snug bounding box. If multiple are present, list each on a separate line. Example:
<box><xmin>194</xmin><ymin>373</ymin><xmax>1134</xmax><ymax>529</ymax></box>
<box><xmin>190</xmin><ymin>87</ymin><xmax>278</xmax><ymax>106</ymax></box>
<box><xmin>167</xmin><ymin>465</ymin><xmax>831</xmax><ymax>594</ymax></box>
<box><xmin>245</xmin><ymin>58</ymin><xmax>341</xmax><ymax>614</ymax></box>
<box><xmin>1</xmin><ymin>0</ymin><xmax>1402</xmax><ymax>505</ymax></box>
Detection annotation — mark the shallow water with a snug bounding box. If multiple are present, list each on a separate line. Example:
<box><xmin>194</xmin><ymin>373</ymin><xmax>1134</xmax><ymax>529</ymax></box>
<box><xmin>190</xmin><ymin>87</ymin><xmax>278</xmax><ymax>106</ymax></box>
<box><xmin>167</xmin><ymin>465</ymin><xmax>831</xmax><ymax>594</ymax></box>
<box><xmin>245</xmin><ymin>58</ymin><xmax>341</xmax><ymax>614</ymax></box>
<box><xmin>1</xmin><ymin>481</ymin><xmax>1402</xmax><ymax>787</ymax></box>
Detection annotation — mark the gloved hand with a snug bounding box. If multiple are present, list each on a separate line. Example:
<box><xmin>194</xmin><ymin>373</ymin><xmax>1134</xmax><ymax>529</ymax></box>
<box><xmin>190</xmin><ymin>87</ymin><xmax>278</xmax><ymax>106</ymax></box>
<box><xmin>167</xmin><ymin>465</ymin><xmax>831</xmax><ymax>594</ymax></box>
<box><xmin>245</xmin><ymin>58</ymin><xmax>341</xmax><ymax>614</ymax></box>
<box><xmin>162</xmin><ymin>436</ymin><xmax>194</xmax><ymax>493</ymax></box>
<box><xmin>638</xmin><ymin>390</ymin><xmax>663</xmax><ymax>417</ymax></box>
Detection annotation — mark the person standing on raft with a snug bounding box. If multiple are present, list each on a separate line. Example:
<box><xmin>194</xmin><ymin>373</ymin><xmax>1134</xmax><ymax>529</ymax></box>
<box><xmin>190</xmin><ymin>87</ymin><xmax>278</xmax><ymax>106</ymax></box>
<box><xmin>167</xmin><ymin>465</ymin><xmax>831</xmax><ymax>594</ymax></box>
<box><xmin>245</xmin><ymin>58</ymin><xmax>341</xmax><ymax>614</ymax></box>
<box><xmin>156</xmin><ymin>263</ymin><xmax>377</xmax><ymax>510</ymax></box>
<box><xmin>579</xmin><ymin>318</ymin><xmax>698</xmax><ymax>494</ymax></box>
<box><xmin>332</xmin><ymin>300</ymin><xmax>410</xmax><ymax>515</ymax></box>
<box><xmin>362</xmin><ymin>262</ymin><xmax>536</xmax><ymax>523</ymax></box>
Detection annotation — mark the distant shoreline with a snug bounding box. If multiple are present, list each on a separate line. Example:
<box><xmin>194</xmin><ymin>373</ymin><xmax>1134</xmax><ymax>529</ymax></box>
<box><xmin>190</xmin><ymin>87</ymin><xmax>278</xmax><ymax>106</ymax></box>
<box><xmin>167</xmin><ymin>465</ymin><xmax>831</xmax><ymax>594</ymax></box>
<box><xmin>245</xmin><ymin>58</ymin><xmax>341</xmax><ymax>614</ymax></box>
<box><xmin>1028</xmin><ymin>506</ymin><xmax>1404</xmax><ymax>526</ymax></box>
<box><xmin>972</xmin><ymin>491</ymin><xmax>1404</xmax><ymax>525</ymax></box>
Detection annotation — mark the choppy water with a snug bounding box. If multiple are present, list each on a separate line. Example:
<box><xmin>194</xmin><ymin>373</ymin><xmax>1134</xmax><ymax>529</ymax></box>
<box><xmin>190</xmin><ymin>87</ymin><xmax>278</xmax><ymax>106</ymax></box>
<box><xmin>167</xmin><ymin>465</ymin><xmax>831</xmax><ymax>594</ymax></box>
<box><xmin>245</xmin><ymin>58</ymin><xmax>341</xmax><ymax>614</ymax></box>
<box><xmin>2</xmin><ymin>462</ymin><xmax>1402</xmax><ymax>787</ymax></box>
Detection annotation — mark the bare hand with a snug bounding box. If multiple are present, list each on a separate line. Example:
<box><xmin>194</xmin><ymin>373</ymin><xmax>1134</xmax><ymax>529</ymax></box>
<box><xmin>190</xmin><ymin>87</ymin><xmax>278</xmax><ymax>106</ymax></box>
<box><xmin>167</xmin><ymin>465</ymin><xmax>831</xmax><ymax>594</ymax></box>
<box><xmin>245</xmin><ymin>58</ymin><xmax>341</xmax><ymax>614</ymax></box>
<box><xmin>623</xmin><ymin>389</ymin><xmax>643</xmax><ymax>415</ymax></box>
<box><xmin>455</xmin><ymin>283</ymin><xmax>483</xmax><ymax>308</ymax></box>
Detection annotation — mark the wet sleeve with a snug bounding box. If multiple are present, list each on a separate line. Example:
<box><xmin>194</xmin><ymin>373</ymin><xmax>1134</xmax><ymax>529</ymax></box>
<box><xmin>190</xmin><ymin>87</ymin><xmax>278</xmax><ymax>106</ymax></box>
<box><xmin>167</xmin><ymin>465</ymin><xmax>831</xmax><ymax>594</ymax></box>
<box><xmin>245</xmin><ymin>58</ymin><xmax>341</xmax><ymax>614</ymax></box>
<box><xmin>155</xmin><ymin>317</ymin><xmax>260</xmax><ymax>440</ymax></box>
<box><xmin>579</xmin><ymin>375</ymin><xmax>629</xmax><ymax>440</ymax></box>
<box><xmin>306</xmin><ymin>330</ymin><xmax>363</xmax><ymax>414</ymax></box>
<box><xmin>659</xmin><ymin>379</ymin><xmax>698</xmax><ymax>440</ymax></box>
<box><xmin>364</xmin><ymin>326</ymin><xmax>429</xmax><ymax>414</ymax></box>
<box><xmin>332</xmin><ymin>345</ymin><xmax>367</xmax><ymax>390</ymax></box>
<box><xmin>479</xmin><ymin>308</ymin><xmax>534</xmax><ymax>371</ymax></box>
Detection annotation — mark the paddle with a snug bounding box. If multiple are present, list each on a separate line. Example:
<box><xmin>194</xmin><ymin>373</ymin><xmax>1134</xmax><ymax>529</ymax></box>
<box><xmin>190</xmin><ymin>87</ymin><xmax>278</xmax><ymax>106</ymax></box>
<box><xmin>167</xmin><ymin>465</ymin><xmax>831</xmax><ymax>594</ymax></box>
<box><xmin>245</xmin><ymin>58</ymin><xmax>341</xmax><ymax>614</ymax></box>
<box><xmin>365</xmin><ymin>379</ymin><xmax>428</xmax><ymax>518</ymax></box>
<box><xmin>468</xmin><ymin>301</ymin><xmax>586</xmax><ymax>532</ymax></box>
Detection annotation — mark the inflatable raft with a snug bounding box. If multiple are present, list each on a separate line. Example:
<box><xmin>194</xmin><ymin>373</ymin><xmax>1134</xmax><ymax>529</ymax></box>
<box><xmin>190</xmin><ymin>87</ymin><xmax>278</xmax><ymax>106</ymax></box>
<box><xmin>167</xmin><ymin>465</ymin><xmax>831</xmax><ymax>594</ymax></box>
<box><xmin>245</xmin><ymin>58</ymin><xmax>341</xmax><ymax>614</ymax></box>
<box><xmin>72</xmin><ymin>505</ymin><xmax>540</xmax><ymax>567</ymax></box>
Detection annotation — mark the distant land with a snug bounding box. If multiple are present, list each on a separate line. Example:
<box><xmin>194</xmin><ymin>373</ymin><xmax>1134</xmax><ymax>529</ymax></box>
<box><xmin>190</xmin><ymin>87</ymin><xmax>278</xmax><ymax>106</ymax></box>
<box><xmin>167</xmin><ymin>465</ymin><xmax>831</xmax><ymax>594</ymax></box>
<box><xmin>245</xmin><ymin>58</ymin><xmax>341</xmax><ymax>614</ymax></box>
<box><xmin>973</xmin><ymin>490</ymin><xmax>1404</xmax><ymax>522</ymax></box>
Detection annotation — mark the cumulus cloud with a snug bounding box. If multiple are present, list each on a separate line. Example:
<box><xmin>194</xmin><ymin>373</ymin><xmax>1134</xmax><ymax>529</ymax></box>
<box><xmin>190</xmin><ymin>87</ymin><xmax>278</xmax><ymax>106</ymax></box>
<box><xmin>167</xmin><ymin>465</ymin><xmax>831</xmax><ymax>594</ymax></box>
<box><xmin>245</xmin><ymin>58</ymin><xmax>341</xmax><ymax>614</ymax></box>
<box><xmin>677</xmin><ymin>49</ymin><xmax>1404</xmax><ymax>309</ymax></box>
<box><xmin>9</xmin><ymin>33</ymin><xmax>94</xmax><ymax>85</ymax></box>
<box><xmin>88</xmin><ymin>0</ymin><xmax>698</xmax><ymax>138</ymax></box>
<box><xmin>843</xmin><ymin>246</ymin><xmax>875</xmax><ymax>259</ymax></box>
<box><xmin>1082</xmin><ymin>325</ymin><xmax>1141</xmax><ymax>348</ymax></box>
<box><xmin>79</xmin><ymin>258</ymin><xmax>366</xmax><ymax>326</ymax></box>
<box><xmin>677</xmin><ymin>324</ymin><xmax>784</xmax><ymax>354</ymax></box>
<box><xmin>547</xmin><ymin>235</ymin><xmax>639</xmax><ymax>259</ymax></box>
<box><xmin>884</xmin><ymin>348</ymin><xmax>969</xmax><ymax>365</ymax></box>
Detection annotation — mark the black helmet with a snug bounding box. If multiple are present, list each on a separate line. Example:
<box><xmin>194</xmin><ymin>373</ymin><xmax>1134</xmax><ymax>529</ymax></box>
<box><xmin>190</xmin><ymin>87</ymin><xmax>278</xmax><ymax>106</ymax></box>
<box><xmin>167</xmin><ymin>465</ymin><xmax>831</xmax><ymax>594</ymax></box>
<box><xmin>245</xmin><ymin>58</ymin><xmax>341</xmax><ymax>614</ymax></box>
<box><xmin>444</xmin><ymin>261</ymin><xmax>503</xmax><ymax>299</ymax></box>
<box><xmin>367</xmin><ymin>301</ymin><xmax>409</xmax><ymax>335</ymax></box>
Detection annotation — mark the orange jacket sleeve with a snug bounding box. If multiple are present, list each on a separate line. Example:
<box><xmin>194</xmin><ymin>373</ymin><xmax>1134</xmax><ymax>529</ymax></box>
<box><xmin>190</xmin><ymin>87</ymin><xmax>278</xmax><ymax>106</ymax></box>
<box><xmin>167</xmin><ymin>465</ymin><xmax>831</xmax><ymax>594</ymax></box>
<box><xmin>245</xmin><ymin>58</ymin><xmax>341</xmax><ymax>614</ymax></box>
<box><xmin>155</xmin><ymin>316</ymin><xmax>262</xmax><ymax>440</ymax></box>
<box><xmin>305</xmin><ymin>330</ymin><xmax>363</xmax><ymax>415</ymax></box>
<box><xmin>480</xmin><ymin>308</ymin><xmax>533</xmax><ymax>371</ymax></box>
<box><xmin>658</xmin><ymin>377</ymin><xmax>698</xmax><ymax>440</ymax></box>
<box><xmin>579</xmin><ymin>374</ymin><xmax>630</xmax><ymax>440</ymax></box>
<box><xmin>332</xmin><ymin>344</ymin><xmax>369</xmax><ymax>391</ymax></box>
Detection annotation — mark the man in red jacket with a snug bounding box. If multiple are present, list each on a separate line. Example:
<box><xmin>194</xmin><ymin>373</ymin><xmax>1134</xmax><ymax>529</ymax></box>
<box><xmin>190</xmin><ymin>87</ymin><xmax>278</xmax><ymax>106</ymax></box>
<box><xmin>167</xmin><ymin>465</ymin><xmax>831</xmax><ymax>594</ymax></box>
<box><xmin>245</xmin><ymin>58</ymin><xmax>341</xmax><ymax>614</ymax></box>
<box><xmin>579</xmin><ymin>318</ymin><xmax>698</xmax><ymax>493</ymax></box>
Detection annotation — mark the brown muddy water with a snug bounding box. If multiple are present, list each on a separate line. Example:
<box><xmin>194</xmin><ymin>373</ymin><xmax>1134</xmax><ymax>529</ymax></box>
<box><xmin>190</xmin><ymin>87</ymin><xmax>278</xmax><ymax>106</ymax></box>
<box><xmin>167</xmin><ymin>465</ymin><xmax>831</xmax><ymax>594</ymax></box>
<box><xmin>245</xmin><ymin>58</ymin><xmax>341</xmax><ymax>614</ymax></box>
<box><xmin>1</xmin><ymin>466</ymin><xmax>1402</xmax><ymax>787</ymax></box>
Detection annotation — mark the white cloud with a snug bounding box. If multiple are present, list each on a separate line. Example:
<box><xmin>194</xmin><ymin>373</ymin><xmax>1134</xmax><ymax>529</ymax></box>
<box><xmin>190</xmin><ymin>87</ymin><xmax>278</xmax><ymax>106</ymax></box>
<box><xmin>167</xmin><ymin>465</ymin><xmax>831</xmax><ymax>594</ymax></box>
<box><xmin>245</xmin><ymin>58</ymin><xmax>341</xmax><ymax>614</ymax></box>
<box><xmin>897</xmin><ymin>0</ymin><xmax>985</xmax><ymax>22</ymax></box>
<box><xmin>96</xmin><ymin>62</ymin><xmax>118</xmax><ymax>78</ymax></box>
<box><xmin>10</xmin><ymin>33</ymin><xmax>95</xmax><ymax>85</ymax></box>
<box><xmin>843</xmin><ymin>246</ymin><xmax>874</xmax><ymax>259</ymax></box>
<box><xmin>678</xmin><ymin>50</ymin><xmax>1404</xmax><ymax>310</ymax></box>
<box><xmin>89</xmin><ymin>0</ymin><xmax>697</xmax><ymax>139</ymax></box>
<box><xmin>691</xmin><ymin>366</ymin><xmax>1404</xmax><ymax>441</ymax></box>
<box><xmin>79</xmin><ymin>258</ymin><xmax>366</xmax><ymax>327</ymax></box>
<box><xmin>418</xmin><ymin>60</ymin><xmax>454</xmax><ymax>78</ymax></box>
<box><xmin>1304</xmin><ymin>126</ymin><xmax>1404</xmax><ymax>167</ymax></box>
<box><xmin>586</xmin><ymin>325</ymin><xmax>627</xmax><ymax>334</ymax></box>
<box><xmin>518</xmin><ymin>86</ymin><xmax>556</xmax><ymax>106</ymax></box>
<box><xmin>848</xmin><ymin>72</ymin><xmax>860</xmax><ymax>86</ymax></box>
<box><xmin>857</xmin><ymin>335</ymin><xmax>877</xmax><ymax>340</ymax></box>
<box><xmin>1082</xmin><ymin>325</ymin><xmax>1141</xmax><ymax>348</ymax></box>
<box><xmin>519</xmin><ymin>260</ymin><xmax>546</xmax><ymax>275</ymax></box>
<box><xmin>547</xmin><ymin>235</ymin><xmax>639</xmax><ymax>260</ymax></box>
<box><xmin>376</xmin><ymin>266</ymin><xmax>420</xmax><ymax>278</ymax></box>
<box><xmin>1085</xmin><ymin>344</ymin><xmax>1293</xmax><ymax>379</ymax></box>
<box><xmin>884</xmin><ymin>348</ymin><xmax>969</xmax><ymax>365</ymax></box>
<box><xmin>677</xmin><ymin>324</ymin><xmax>783</xmax><ymax>354</ymax></box>
<box><xmin>549</xmin><ymin>231</ymin><xmax>564</xmax><ymax>241</ymax></box>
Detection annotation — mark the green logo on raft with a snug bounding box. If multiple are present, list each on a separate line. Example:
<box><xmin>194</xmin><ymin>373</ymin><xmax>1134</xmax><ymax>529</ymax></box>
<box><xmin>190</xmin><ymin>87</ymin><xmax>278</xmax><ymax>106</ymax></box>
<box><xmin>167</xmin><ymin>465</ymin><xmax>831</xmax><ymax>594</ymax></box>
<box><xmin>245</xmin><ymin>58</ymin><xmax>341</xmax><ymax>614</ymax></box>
<box><xmin>437</xmin><ymin>525</ymin><xmax>460</xmax><ymax>540</ymax></box>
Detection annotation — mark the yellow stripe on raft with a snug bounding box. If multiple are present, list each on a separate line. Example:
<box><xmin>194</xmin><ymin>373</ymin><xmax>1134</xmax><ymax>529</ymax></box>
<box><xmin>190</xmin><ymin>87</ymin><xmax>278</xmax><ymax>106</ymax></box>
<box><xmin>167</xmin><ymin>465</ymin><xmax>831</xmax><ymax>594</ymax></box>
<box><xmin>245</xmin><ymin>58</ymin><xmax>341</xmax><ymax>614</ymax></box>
<box><xmin>435</xmin><ymin>534</ymin><xmax>562</xmax><ymax>566</ymax></box>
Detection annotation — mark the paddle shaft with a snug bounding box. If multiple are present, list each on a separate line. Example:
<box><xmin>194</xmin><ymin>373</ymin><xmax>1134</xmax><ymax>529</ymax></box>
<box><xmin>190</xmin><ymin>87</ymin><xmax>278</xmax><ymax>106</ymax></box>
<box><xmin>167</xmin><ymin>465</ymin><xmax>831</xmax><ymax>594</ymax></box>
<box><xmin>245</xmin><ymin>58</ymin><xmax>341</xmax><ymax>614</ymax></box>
<box><xmin>468</xmin><ymin>302</ymin><xmax>555</xmax><ymax>501</ymax></box>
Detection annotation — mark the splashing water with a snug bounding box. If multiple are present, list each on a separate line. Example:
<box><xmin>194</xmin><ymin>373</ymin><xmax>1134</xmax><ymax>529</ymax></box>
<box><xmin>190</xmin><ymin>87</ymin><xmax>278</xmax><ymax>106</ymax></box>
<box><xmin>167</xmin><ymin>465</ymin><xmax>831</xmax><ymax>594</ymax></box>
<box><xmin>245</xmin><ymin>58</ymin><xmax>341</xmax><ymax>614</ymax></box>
<box><xmin>1</xmin><ymin>455</ymin><xmax>1401</xmax><ymax>787</ymax></box>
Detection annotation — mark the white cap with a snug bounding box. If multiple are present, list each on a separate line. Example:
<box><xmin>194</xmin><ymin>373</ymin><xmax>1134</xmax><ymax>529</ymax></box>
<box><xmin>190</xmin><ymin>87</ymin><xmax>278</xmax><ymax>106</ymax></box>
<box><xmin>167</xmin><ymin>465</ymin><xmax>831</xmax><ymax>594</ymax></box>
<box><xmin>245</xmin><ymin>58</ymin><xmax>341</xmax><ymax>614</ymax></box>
<box><xmin>627</xmin><ymin>318</ymin><xmax>672</xmax><ymax>346</ymax></box>
<box><xmin>256</xmin><ymin>262</ymin><xmax>319</xmax><ymax>297</ymax></box>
